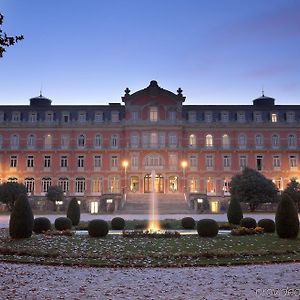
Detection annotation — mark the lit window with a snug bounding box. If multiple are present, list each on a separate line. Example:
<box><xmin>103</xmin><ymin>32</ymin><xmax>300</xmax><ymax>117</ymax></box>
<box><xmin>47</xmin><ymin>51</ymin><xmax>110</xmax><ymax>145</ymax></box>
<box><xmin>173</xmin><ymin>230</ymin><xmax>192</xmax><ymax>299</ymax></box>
<box><xmin>91</xmin><ymin>178</ymin><xmax>102</xmax><ymax>193</ymax></box>
<box><xmin>109</xmin><ymin>176</ymin><xmax>120</xmax><ymax>193</ymax></box>
<box><xmin>206</xmin><ymin>134</ymin><xmax>213</xmax><ymax>148</ymax></box>
<box><xmin>207</xmin><ymin>177</ymin><xmax>215</xmax><ymax>194</ymax></box>
<box><xmin>189</xmin><ymin>177</ymin><xmax>199</xmax><ymax>193</ymax></box>
<box><xmin>271</xmin><ymin>113</ymin><xmax>278</xmax><ymax>123</ymax></box>
<box><xmin>222</xmin><ymin>134</ymin><xmax>230</xmax><ymax>149</ymax></box>
<box><xmin>150</xmin><ymin>107</ymin><xmax>158</xmax><ymax>122</ymax></box>
<box><xmin>273</xmin><ymin>178</ymin><xmax>283</xmax><ymax>191</ymax></box>
<box><xmin>189</xmin><ymin>134</ymin><xmax>196</xmax><ymax>148</ymax></box>
<box><xmin>44</xmin><ymin>134</ymin><xmax>52</xmax><ymax>149</ymax></box>
<box><xmin>223</xmin><ymin>178</ymin><xmax>230</xmax><ymax>193</ymax></box>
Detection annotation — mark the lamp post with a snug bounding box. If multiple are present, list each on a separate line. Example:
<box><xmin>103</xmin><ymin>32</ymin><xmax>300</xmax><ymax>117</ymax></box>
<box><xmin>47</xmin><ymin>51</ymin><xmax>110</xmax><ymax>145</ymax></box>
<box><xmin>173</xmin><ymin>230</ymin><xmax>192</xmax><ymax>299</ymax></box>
<box><xmin>122</xmin><ymin>160</ymin><xmax>128</xmax><ymax>193</ymax></box>
<box><xmin>181</xmin><ymin>160</ymin><xmax>187</xmax><ymax>194</ymax></box>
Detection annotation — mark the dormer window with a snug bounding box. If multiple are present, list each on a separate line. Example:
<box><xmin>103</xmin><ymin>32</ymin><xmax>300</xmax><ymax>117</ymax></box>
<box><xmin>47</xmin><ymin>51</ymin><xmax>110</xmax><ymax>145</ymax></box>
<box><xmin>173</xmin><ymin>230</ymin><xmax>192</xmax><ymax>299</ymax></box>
<box><xmin>286</xmin><ymin>111</ymin><xmax>295</xmax><ymax>123</ymax></box>
<box><xmin>237</xmin><ymin>111</ymin><xmax>246</xmax><ymax>123</ymax></box>
<box><xmin>205</xmin><ymin>112</ymin><xmax>212</xmax><ymax>123</ymax></box>
<box><xmin>45</xmin><ymin>112</ymin><xmax>54</xmax><ymax>122</ymax></box>
<box><xmin>188</xmin><ymin>111</ymin><xmax>196</xmax><ymax>123</ymax></box>
<box><xmin>29</xmin><ymin>112</ymin><xmax>37</xmax><ymax>123</ymax></box>
<box><xmin>78</xmin><ymin>112</ymin><xmax>86</xmax><ymax>123</ymax></box>
<box><xmin>0</xmin><ymin>111</ymin><xmax>4</xmax><ymax>122</ymax></box>
<box><xmin>221</xmin><ymin>111</ymin><xmax>229</xmax><ymax>122</ymax></box>
<box><xmin>12</xmin><ymin>112</ymin><xmax>21</xmax><ymax>122</ymax></box>
<box><xmin>111</xmin><ymin>111</ymin><xmax>119</xmax><ymax>123</ymax></box>
<box><xmin>95</xmin><ymin>111</ymin><xmax>104</xmax><ymax>122</ymax></box>
<box><xmin>150</xmin><ymin>107</ymin><xmax>158</xmax><ymax>122</ymax></box>
<box><xmin>62</xmin><ymin>112</ymin><xmax>70</xmax><ymax>123</ymax></box>
<box><xmin>254</xmin><ymin>111</ymin><xmax>262</xmax><ymax>122</ymax></box>
<box><xmin>271</xmin><ymin>113</ymin><xmax>278</xmax><ymax>123</ymax></box>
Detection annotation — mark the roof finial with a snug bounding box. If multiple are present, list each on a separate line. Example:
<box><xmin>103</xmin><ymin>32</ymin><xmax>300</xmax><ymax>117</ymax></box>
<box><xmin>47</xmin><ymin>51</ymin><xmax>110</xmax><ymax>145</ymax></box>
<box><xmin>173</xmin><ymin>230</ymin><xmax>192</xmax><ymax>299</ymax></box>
<box><xmin>261</xmin><ymin>85</ymin><xmax>264</xmax><ymax>97</ymax></box>
<box><xmin>40</xmin><ymin>83</ymin><xmax>43</xmax><ymax>97</ymax></box>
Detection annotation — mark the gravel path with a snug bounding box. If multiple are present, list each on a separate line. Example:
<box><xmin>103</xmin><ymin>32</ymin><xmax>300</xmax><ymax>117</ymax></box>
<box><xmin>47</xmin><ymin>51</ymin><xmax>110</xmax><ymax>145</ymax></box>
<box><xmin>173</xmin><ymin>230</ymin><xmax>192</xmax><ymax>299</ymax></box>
<box><xmin>0</xmin><ymin>262</ymin><xmax>299</xmax><ymax>299</ymax></box>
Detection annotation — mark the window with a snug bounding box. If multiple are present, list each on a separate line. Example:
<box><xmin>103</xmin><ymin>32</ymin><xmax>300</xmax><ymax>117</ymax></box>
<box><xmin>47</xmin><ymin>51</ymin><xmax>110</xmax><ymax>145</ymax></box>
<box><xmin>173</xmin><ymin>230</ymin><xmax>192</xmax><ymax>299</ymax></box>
<box><xmin>94</xmin><ymin>135</ymin><xmax>102</xmax><ymax>148</ymax></box>
<box><xmin>27</xmin><ymin>155</ymin><xmax>34</xmax><ymax>168</ymax></box>
<box><xmin>169</xmin><ymin>153</ymin><xmax>178</xmax><ymax>168</ymax></box>
<box><xmin>221</xmin><ymin>111</ymin><xmax>229</xmax><ymax>122</ymax></box>
<box><xmin>111</xmin><ymin>111</ymin><xmax>119</xmax><ymax>122</ymax></box>
<box><xmin>189</xmin><ymin>134</ymin><xmax>196</xmax><ymax>148</ymax></box>
<box><xmin>159</xmin><ymin>132</ymin><xmax>165</xmax><ymax>148</ymax></box>
<box><xmin>189</xmin><ymin>177</ymin><xmax>199</xmax><ymax>193</ymax></box>
<box><xmin>130</xmin><ymin>134</ymin><xmax>139</xmax><ymax>148</ymax></box>
<box><xmin>189</xmin><ymin>155</ymin><xmax>197</xmax><ymax>168</ymax></box>
<box><xmin>238</xmin><ymin>134</ymin><xmax>247</xmax><ymax>149</ymax></box>
<box><xmin>288</xmin><ymin>134</ymin><xmax>296</xmax><ymax>149</ymax></box>
<box><xmin>111</xmin><ymin>134</ymin><xmax>118</xmax><ymax>148</ymax></box>
<box><xmin>188</xmin><ymin>111</ymin><xmax>196</xmax><ymax>122</ymax></box>
<box><xmin>239</xmin><ymin>155</ymin><xmax>247</xmax><ymax>169</ymax></box>
<box><xmin>254</xmin><ymin>112</ymin><xmax>262</xmax><ymax>122</ymax></box>
<box><xmin>289</xmin><ymin>155</ymin><xmax>297</xmax><ymax>168</ymax></box>
<box><xmin>111</xmin><ymin>155</ymin><xmax>118</xmax><ymax>168</ymax></box>
<box><xmin>42</xmin><ymin>177</ymin><xmax>52</xmax><ymax>193</ymax></box>
<box><xmin>27</xmin><ymin>134</ymin><xmax>36</xmax><ymax>148</ymax></box>
<box><xmin>150</xmin><ymin>132</ymin><xmax>158</xmax><ymax>148</ymax></box>
<box><xmin>145</xmin><ymin>155</ymin><xmax>164</xmax><ymax>167</ymax></box>
<box><xmin>10</xmin><ymin>155</ymin><xmax>17</xmax><ymax>168</ymax></box>
<box><xmin>256</xmin><ymin>155</ymin><xmax>263</xmax><ymax>171</ymax></box>
<box><xmin>77</xmin><ymin>155</ymin><xmax>84</xmax><ymax>168</ymax></box>
<box><xmin>78</xmin><ymin>134</ymin><xmax>85</xmax><ymax>148</ymax></box>
<box><xmin>271</xmin><ymin>113</ymin><xmax>278</xmax><ymax>123</ymax></box>
<box><xmin>142</xmin><ymin>133</ymin><xmax>149</xmax><ymax>148</ymax></box>
<box><xmin>169</xmin><ymin>111</ymin><xmax>176</xmax><ymax>122</ymax></box>
<box><xmin>58</xmin><ymin>177</ymin><xmax>69</xmax><ymax>193</ymax></box>
<box><xmin>223</xmin><ymin>178</ymin><xmax>230</xmax><ymax>194</ymax></box>
<box><xmin>78</xmin><ymin>112</ymin><xmax>86</xmax><ymax>123</ymax></box>
<box><xmin>255</xmin><ymin>134</ymin><xmax>263</xmax><ymax>147</ymax></box>
<box><xmin>273</xmin><ymin>178</ymin><xmax>283</xmax><ymax>191</ymax></box>
<box><xmin>44</xmin><ymin>134</ymin><xmax>52</xmax><ymax>149</ymax></box>
<box><xmin>271</xmin><ymin>134</ymin><xmax>280</xmax><ymax>148</ymax></box>
<box><xmin>11</xmin><ymin>134</ymin><xmax>19</xmax><ymax>149</ymax></box>
<box><xmin>205</xmin><ymin>112</ymin><xmax>212</xmax><ymax>123</ymax></box>
<box><xmin>237</xmin><ymin>111</ymin><xmax>246</xmax><ymax>123</ymax></box>
<box><xmin>60</xmin><ymin>155</ymin><xmax>68</xmax><ymax>168</ymax></box>
<box><xmin>95</xmin><ymin>111</ymin><xmax>104</xmax><ymax>122</ymax></box>
<box><xmin>286</xmin><ymin>112</ymin><xmax>295</xmax><ymax>123</ymax></box>
<box><xmin>207</xmin><ymin>177</ymin><xmax>215</xmax><ymax>194</ymax></box>
<box><xmin>169</xmin><ymin>134</ymin><xmax>177</xmax><ymax>148</ymax></box>
<box><xmin>0</xmin><ymin>111</ymin><xmax>4</xmax><ymax>122</ymax></box>
<box><xmin>0</xmin><ymin>135</ymin><xmax>2</xmax><ymax>149</ymax></box>
<box><xmin>45</xmin><ymin>112</ymin><xmax>53</xmax><ymax>122</ymax></box>
<box><xmin>62</xmin><ymin>113</ymin><xmax>69</xmax><ymax>123</ymax></box>
<box><xmin>44</xmin><ymin>155</ymin><xmax>51</xmax><ymax>168</ymax></box>
<box><xmin>273</xmin><ymin>155</ymin><xmax>281</xmax><ymax>168</ymax></box>
<box><xmin>29</xmin><ymin>112</ymin><xmax>37</xmax><ymax>123</ymax></box>
<box><xmin>91</xmin><ymin>177</ymin><xmax>103</xmax><ymax>193</ymax></box>
<box><xmin>12</xmin><ymin>111</ymin><xmax>21</xmax><ymax>122</ymax></box>
<box><xmin>94</xmin><ymin>155</ymin><xmax>102</xmax><ymax>168</ymax></box>
<box><xmin>205</xmin><ymin>155</ymin><xmax>214</xmax><ymax>169</ymax></box>
<box><xmin>132</xmin><ymin>111</ymin><xmax>139</xmax><ymax>121</ymax></box>
<box><xmin>61</xmin><ymin>135</ymin><xmax>69</xmax><ymax>149</ymax></box>
<box><xmin>131</xmin><ymin>154</ymin><xmax>138</xmax><ymax>168</ymax></box>
<box><xmin>75</xmin><ymin>177</ymin><xmax>85</xmax><ymax>193</ymax></box>
<box><xmin>223</xmin><ymin>155</ymin><xmax>231</xmax><ymax>168</ymax></box>
<box><xmin>222</xmin><ymin>134</ymin><xmax>230</xmax><ymax>149</ymax></box>
<box><xmin>25</xmin><ymin>178</ymin><xmax>35</xmax><ymax>194</ymax></box>
<box><xmin>205</xmin><ymin>134</ymin><xmax>213</xmax><ymax>148</ymax></box>
<box><xmin>109</xmin><ymin>176</ymin><xmax>120</xmax><ymax>193</ymax></box>
<box><xmin>8</xmin><ymin>177</ymin><xmax>18</xmax><ymax>183</ymax></box>
<box><xmin>149</xmin><ymin>107</ymin><xmax>158</xmax><ymax>122</ymax></box>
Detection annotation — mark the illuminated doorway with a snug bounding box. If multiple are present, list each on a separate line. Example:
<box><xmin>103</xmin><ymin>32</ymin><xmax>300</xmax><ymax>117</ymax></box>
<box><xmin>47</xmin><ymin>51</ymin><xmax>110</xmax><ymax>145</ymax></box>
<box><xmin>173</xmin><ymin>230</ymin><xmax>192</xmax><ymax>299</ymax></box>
<box><xmin>130</xmin><ymin>176</ymin><xmax>139</xmax><ymax>193</ymax></box>
<box><xmin>144</xmin><ymin>174</ymin><xmax>164</xmax><ymax>193</ymax></box>
<box><xmin>169</xmin><ymin>176</ymin><xmax>178</xmax><ymax>192</ymax></box>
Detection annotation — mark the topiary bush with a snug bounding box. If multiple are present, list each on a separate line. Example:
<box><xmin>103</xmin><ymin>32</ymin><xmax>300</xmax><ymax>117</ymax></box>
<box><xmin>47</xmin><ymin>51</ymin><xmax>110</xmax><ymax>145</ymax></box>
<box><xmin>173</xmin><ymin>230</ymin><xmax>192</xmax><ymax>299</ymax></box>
<box><xmin>275</xmin><ymin>193</ymin><xmax>299</xmax><ymax>238</ymax></box>
<box><xmin>181</xmin><ymin>217</ymin><xmax>196</xmax><ymax>229</ymax></box>
<box><xmin>111</xmin><ymin>217</ymin><xmax>125</xmax><ymax>230</ymax></box>
<box><xmin>227</xmin><ymin>198</ymin><xmax>243</xmax><ymax>225</ymax></box>
<box><xmin>257</xmin><ymin>219</ymin><xmax>275</xmax><ymax>233</ymax></box>
<box><xmin>54</xmin><ymin>217</ymin><xmax>72</xmax><ymax>231</ymax></box>
<box><xmin>88</xmin><ymin>219</ymin><xmax>109</xmax><ymax>237</ymax></box>
<box><xmin>240</xmin><ymin>217</ymin><xmax>257</xmax><ymax>229</ymax></box>
<box><xmin>197</xmin><ymin>219</ymin><xmax>219</xmax><ymax>237</ymax></box>
<box><xmin>67</xmin><ymin>197</ymin><xmax>80</xmax><ymax>226</ymax></box>
<box><xmin>9</xmin><ymin>193</ymin><xmax>34</xmax><ymax>239</ymax></box>
<box><xmin>33</xmin><ymin>217</ymin><xmax>51</xmax><ymax>234</ymax></box>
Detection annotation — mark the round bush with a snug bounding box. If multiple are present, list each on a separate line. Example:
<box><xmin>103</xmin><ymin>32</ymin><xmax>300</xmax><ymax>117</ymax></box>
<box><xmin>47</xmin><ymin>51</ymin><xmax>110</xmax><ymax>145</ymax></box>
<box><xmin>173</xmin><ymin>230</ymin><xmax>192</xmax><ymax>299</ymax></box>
<box><xmin>181</xmin><ymin>217</ymin><xmax>196</xmax><ymax>229</ymax></box>
<box><xmin>88</xmin><ymin>219</ymin><xmax>109</xmax><ymax>237</ymax></box>
<box><xmin>54</xmin><ymin>217</ymin><xmax>72</xmax><ymax>231</ymax></box>
<box><xmin>111</xmin><ymin>217</ymin><xmax>125</xmax><ymax>230</ymax></box>
<box><xmin>258</xmin><ymin>219</ymin><xmax>275</xmax><ymax>233</ymax></box>
<box><xmin>67</xmin><ymin>197</ymin><xmax>80</xmax><ymax>226</ymax></box>
<box><xmin>197</xmin><ymin>219</ymin><xmax>219</xmax><ymax>237</ymax></box>
<box><xmin>240</xmin><ymin>217</ymin><xmax>257</xmax><ymax>229</ymax></box>
<box><xmin>33</xmin><ymin>217</ymin><xmax>51</xmax><ymax>234</ymax></box>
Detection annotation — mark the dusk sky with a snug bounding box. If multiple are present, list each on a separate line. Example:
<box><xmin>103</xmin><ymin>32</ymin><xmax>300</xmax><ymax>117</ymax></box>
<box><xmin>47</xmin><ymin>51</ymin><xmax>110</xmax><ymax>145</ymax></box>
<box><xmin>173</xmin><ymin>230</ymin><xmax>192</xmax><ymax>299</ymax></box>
<box><xmin>1</xmin><ymin>0</ymin><xmax>299</xmax><ymax>106</ymax></box>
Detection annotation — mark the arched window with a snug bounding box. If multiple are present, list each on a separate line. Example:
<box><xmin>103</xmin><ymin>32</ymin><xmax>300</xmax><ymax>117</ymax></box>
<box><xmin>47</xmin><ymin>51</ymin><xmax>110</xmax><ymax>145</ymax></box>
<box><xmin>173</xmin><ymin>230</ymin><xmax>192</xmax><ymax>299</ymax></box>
<box><xmin>111</xmin><ymin>134</ymin><xmax>118</xmax><ymax>148</ymax></box>
<box><xmin>94</xmin><ymin>134</ymin><xmax>102</xmax><ymax>148</ymax></box>
<box><xmin>58</xmin><ymin>177</ymin><xmax>69</xmax><ymax>193</ymax></box>
<box><xmin>288</xmin><ymin>134</ymin><xmax>296</xmax><ymax>148</ymax></box>
<box><xmin>41</xmin><ymin>177</ymin><xmax>52</xmax><ymax>193</ymax></box>
<box><xmin>27</xmin><ymin>134</ymin><xmax>36</xmax><ymax>148</ymax></box>
<box><xmin>25</xmin><ymin>178</ymin><xmax>35</xmax><ymax>194</ymax></box>
<box><xmin>271</xmin><ymin>134</ymin><xmax>279</xmax><ymax>148</ymax></box>
<box><xmin>255</xmin><ymin>134</ymin><xmax>263</xmax><ymax>147</ymax></box>
<box><xmin>78</xmin><ymin>134</ymin><xmax>85</xmax><ymax>148</ymax></box>
<box><xmin>44</xmin><ymin>134</ymin><xmax>52</xmax><ymax>149</ymax></box>
<box><xmin>189</xmin><ymin>134</ymin><xmax>196</xmax><ymax>148</ymax></box>
<box><xmin>75</xmin><ymin>177</ymin><xmax>86</xmax><ymax>193</ymax></box>
<box><xmin>10</xmin><ymin>134</ymin><xmax>19</xmax><ymax>149</ymax></box>
<box><xmin>222</xmin><ymin>134</ymin><xmax>230</xmax><ymax>149</ymax></box>
<box><xmin>205</xmin><ymin>134</ymin><xmax>213</xmax><ymax>148</ymax></box>
<box><xmin>238</xmin><ymin>134</ymin><xmax>247</xmax><ymax>149</ymax></box>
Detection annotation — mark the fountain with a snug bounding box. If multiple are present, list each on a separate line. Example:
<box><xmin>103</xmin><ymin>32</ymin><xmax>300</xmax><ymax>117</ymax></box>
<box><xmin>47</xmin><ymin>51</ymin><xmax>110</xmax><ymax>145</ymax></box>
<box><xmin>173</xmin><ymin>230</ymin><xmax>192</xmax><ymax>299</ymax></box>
<box><xmin>147</xmin><ymin>170</ymin><xmax>160</xmax><ymax>231</ymax></box>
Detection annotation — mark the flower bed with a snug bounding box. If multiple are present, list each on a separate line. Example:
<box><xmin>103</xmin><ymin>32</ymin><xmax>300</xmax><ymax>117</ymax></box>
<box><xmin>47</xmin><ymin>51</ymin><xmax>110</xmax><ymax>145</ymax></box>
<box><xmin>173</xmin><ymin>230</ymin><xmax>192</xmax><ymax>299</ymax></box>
<box><xmin>122</xmin><ymin>229</ymin><xmax>181</xmax><ymax>238</ymax></box>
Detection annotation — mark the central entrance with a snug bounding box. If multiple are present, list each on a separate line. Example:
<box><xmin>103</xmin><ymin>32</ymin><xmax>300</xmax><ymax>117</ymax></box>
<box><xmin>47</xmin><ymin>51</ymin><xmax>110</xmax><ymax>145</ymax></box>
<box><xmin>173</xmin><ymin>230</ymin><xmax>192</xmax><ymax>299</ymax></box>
<box><xmin>144</xmin><ymin>174</ymin><xmax>164</xmax><ymax>193</ymax></box>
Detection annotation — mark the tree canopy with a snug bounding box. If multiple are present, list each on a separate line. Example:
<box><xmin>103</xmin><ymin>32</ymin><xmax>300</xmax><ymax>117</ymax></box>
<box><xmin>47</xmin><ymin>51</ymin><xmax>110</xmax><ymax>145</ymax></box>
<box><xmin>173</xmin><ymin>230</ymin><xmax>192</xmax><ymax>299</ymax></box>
<box><xmin>283</xmin><ymin>177</ymin><xmax>300</xmax><ymax>212</ymax></box>
<box><xmin>46</xmin><ymin>185</ymin><xmax>64</xmax><ymax>211</ymax></box>
<box><xmin>0</xmin><ymin>13</ymin><xmax>24</xmax><ymax>57</ymax></box>
<box><xmin>0</xmin><ymin>182</ymin><xmax>27</xmax><ymax>211</ymax></box>
<box><xmin>229</xmin><ymin>167</ymin><xmax>278</xmax><ymax>211</ymax></box>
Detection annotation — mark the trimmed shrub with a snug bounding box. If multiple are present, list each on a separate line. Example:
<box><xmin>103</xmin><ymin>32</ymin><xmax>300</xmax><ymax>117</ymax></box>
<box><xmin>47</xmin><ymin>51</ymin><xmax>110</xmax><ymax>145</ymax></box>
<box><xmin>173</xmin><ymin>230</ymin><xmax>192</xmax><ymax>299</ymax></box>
<box><xmin>161</xmin><ymin>221</ymin><xmax>172</xmax><ymax>230</ymax></box>
<box><xmin>276</xmin><ymin>193</ymin><xmax>299</xmax><ymax>239</ymax></box>
<box><xmin>9</xmin><ymin>193</ymin><xmax>34</xmax><ymax>239</ymax></box>
<box><xmin>227</xmin><ymin>198</ymin><xmax>243</xmax><ymax>225</ymax></box>
<box><xmin>67</xmin><ymin>197</ymin><xmax>80</xmax><ymax>226</ymax></box>
<box><xmin>181</xmin><ymin>217</ymin><xmax>196</xmax><ymax>229</ymax></box>
<box><xmin>88</xmin><ymin>219</ymin><xmax>109</xmax><ymax>237</ymax></box>
<box><xmin>240</xmin><ymin>217</ymin><xmax>257</xmax><ymax>229</ymax></box>
<box><xmin>33</xmin><ymin>217</ymin><xmax>51</xmax><ymax>234</ymax></box>
<box><xmin>258</xmin><ymin>219</ymin><xmax>275</xmax><ymax>233</ymax></box>
<box><xmin>111</xmin><ymin>217</ymin><xmax>125</xmax><ymax>230</ymax></box>
<box><xmin>197</xmin><ymin>219</ymin><xmax>219</xmax><ymax>237</ymax></box>
<box><xmin>54</xmin><ymin>217</ymin><xmax>72</xmax><ymax>231</ymax></box>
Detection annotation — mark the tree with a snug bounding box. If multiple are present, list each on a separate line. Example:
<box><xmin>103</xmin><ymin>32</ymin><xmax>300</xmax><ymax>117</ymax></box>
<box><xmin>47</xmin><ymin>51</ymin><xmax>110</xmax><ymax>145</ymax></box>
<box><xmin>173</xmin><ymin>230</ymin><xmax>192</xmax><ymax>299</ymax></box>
<box><xmin>0</xmin><ymin>182</ymin><xmax>27</xmax><ymax>211</ymax></box>
<box><xmin>9</xmin><ymin>193</ymin><xmax>34</xmax><ymax>239</ymax></box>
<box><xmin>275</xmin><ymin>193</ymin><xmax>299</xmax><ymax>238</ymax></box>
<box><xmin>46</xmin><ymin>185</ymin><xmax>64</xmax><ymax>211</ymax></box>
<box><xmin>67</xmin><ymin>197</ymin><xmax>80</xmax><ymax>226</ymax></box>
<box><xmin>0</xmin><ymin>13</ymin><xmax>24</xmax><ymax>57</ymax></box>
<box><xmin>283</xmin><ymin>178</ymin><xmax>300</xmax><ymax>212</ymax></box>
<box><xmin>227</xmin><ymin>197</ymin><xmax>243</xmax><ymax>225</ymax></box>
<box><xmin>229</xmin><ymin>167</ymin><xmax>278</xmax><ymax>212</ymax></box>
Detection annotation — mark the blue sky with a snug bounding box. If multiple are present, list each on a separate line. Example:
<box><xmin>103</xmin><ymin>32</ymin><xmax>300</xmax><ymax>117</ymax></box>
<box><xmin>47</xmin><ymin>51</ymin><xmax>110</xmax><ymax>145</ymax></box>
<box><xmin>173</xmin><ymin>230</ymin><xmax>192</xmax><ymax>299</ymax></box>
<box><xmin>0</xmin><ymin>0</ymin><xmax>299</xmax><ymax>105</ymax></box>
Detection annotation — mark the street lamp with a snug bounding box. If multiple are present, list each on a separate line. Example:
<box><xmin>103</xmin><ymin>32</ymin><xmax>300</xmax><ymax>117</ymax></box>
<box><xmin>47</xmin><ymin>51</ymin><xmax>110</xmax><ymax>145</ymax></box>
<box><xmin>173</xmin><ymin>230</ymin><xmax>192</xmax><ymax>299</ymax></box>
<box><xmin>181</xmin><ymin>160</ymin><xmax>187</xmax><ymax>194</ymax></box>
<box><xmin>122</xmin><ymin>160</ymin><xmax>129</xmax><ymax>193</ymax></box>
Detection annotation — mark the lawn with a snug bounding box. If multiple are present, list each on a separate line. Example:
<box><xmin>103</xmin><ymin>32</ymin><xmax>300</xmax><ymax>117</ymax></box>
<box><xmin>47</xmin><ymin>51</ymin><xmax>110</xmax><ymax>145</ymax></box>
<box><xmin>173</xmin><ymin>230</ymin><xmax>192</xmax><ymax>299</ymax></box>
<box><xmin>0</xmin><ymin>228</ymin><xmax>299</xmax><ymax>267</ymax></box>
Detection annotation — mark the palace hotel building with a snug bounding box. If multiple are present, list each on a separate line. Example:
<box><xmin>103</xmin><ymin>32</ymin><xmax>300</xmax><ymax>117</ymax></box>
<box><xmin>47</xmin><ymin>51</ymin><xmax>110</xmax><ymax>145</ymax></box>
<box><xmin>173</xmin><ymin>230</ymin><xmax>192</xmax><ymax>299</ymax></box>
<box><xmin>0</xmin><ymin>80</ymin><xmax>299</xmax><ymax>212</ymax></box>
